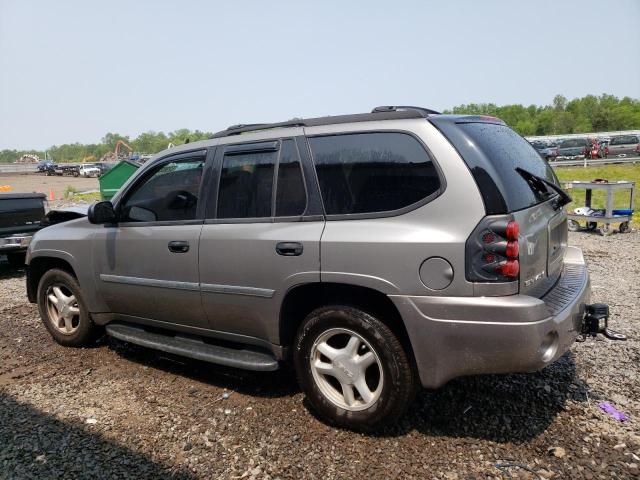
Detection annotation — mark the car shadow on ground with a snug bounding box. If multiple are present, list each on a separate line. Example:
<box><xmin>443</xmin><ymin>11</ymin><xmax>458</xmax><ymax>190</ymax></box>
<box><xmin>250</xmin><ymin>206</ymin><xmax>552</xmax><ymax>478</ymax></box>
<box><xmin>0</xmin><ymin>257</ymin><xmax>26</xmax><ymax>280</ymax></box>
<box><xmin>109</xmin><ymin>336</ymin><xmax>589</xmax><ymax>443</ymax></box>
<box><xmin>383</xmin><ymin>350</ymin><xmax>591</xmax><ymax>443</ymax></box>
<box><xmin>106</xmin><ymin>338</ymin><xmax>300</xmax><ymax>399</ymax></box>
<box><xmin>0</xmin><ymin>393</ymin><xmax>195</xmax><ymax>479</ymax></box>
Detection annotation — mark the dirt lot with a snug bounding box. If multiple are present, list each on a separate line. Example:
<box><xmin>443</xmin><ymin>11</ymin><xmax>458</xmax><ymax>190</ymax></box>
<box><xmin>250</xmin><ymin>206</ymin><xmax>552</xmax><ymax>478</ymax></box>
<box><xmin>0</xmin><ymin>231</ymin><xmax>638</xmax><ymax>479</ymax></box>
<box><xmin>0</xmin><ymin>173</ymin><xmax>98</xmax><ymax>201</ymax></box>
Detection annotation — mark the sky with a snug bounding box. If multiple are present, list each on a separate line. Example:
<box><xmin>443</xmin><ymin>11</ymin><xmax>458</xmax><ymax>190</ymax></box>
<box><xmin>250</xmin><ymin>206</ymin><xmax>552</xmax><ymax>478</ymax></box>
<box><xmin>1</xmin><ymin>0</ymin><xmax>639</xmax><ymax>150</ymax></box>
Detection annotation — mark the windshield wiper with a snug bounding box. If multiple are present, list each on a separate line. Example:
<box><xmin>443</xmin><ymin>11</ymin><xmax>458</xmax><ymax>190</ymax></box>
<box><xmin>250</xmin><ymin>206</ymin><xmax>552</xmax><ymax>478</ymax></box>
<box><xmin>515</xmin><ymin>167</ymin><xmax>572</xmax><ymax>208</ymax></box>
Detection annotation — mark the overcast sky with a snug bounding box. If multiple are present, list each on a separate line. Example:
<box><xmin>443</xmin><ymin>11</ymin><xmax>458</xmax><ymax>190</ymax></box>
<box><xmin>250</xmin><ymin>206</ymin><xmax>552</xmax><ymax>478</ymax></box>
<box><xmin>1</xmin><ymin>0</ymin><xmax>639</xmax><ymax>150</ymax></box>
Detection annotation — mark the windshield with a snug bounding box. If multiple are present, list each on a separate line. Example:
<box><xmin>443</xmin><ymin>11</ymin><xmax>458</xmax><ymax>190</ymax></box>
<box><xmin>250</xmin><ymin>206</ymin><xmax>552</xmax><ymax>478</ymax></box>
<box><xmin>430</xmin><ymin>118</ymin><xmax>560</xmax><ymax>213</ymax></box>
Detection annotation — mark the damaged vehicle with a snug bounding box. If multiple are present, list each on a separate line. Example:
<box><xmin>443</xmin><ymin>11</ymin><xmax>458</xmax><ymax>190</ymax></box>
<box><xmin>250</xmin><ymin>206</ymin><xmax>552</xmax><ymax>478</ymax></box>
<box><xmin>25</xmin><ymin>106</ymin><xmax>624</xmax><ymax>431</ymax></box>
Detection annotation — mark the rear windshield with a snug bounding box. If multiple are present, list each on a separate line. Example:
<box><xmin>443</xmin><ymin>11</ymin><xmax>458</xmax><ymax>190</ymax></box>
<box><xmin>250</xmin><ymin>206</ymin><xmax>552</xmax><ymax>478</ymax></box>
<box><xmin>430</xmin><ymin>119</ymin><xmax>559</xmax><ymax>213</ymax></box>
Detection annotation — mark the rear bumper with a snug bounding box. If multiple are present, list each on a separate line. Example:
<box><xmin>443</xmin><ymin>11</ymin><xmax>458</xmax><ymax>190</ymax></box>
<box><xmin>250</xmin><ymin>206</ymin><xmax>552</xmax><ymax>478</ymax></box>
<box><xmin>0</xmin><ymin>234</ymin><xmax>33</xmax><ymax>253</ymax></box>
<box><xmin>391</xmin><ymin>246</ymin><xmax>590</xmax><ymax>389</ymax></box>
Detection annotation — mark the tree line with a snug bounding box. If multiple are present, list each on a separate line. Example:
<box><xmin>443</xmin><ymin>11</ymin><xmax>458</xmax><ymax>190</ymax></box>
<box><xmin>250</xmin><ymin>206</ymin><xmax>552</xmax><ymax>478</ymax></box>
<box><xmin>0</xmin><ymin>129</ymin><xmax>212</xmax><ymax>164</ymax></box>
<box><xmin>445</xmin><ymin>94</ymin><xmax>640</xmax><ymax>136</ymax></box>
<box><xmin>2</xmin><ymin>94</ymin><xmax>639</xmax><ymax>163</ymax></box>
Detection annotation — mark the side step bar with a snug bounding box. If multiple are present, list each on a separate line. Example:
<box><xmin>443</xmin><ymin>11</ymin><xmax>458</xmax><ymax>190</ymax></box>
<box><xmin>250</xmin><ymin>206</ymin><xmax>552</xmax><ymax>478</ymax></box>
<box><xmin>105</xmin><ymin>323</ymin><xmax>279</xmax><ymax>371</ymax></box>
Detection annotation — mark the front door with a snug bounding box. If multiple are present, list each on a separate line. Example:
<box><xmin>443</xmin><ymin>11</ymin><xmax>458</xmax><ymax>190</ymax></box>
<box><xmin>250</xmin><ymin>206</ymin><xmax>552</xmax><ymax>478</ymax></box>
<box><xmin>198</xmin><ymin>137</ymin><xmax>324</xmax><ymax>345</ymax></box>
<box><xmin>93</xmin><ymin>151</ymin><xmax>209</xmax><ymax>328</ymax></box>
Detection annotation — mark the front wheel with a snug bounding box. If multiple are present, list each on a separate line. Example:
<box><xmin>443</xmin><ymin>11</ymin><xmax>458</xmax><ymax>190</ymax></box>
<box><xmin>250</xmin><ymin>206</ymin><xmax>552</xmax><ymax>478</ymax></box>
<box><xmin>37</xmin><ymin>268</ymin><xmax>101</xmax><ymax>347</ymax></box>
<box><xmin>294</xmin><ymin>306</ymin><xmax>417</xmax><ymax>431</ymax></box>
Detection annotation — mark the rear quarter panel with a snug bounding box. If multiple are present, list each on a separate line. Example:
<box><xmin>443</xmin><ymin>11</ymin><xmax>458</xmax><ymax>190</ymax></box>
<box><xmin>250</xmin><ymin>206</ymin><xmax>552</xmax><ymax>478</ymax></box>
<box><xmin>305</xmin><ymin>119</ymin><xmax>486</xmax><ymax>297</ymax></box>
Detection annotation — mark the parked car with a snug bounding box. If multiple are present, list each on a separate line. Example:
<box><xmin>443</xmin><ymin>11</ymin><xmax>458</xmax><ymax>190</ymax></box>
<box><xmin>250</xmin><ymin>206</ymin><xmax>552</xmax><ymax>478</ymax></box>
<box><xmin>557</xmin><ymin>138</ymin><xmax>589</xmax><ymax>158</ymax></box>
<box><xmin>36</xmin><ymin>160</ymin><xmax>56</xmax><ymax>173</ymax></box>
<box><xmin>1</xmin><ymin>193</ymin><xmax>47</xmax><ymax>266</ymax></box>
<box><xmin>530</xmin><ymin>140</ymin><xmax>559</xmax><ymax>161</ymax></box>
<box><xmin>37</xmin><ymin>161</ymin><xmax>56</xmax><ymax>173</ymax></box>
<box><xmin>26</xmin><ymin>106</ymin><xmax>615</xmax><ymax>430</ymax></box>
<box><xmin>608</xmin><ymin>134</ymin><xmax>640</xmax><ymax>157</ymax></box>
<box><xmin>78</xmin><ymin>164</ymin><xmax>101</xmax><ymax>177</ymax></box>
<box><xmin>95</xmin><ymin>162</ymin><xmax>117</xmax><ymax>175</ymax></box>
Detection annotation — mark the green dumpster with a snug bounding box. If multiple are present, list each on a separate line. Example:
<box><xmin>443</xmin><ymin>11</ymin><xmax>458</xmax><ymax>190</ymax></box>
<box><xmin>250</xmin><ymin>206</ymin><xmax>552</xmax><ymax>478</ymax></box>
<box><xmin>99</xmin><ymin>160</ymin><xmax>139</xmax><ymax>200</ymax></box>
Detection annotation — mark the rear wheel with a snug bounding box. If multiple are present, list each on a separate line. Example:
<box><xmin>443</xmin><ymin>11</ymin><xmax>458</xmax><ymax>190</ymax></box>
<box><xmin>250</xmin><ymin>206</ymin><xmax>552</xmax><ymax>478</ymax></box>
<box><xmin>37</xmin><ymin>268</ymin><xmax>101</xmax><ymax>347</ymax></box>
<box><xmin>294</xmin><ymin>305</ymin><xmax>416</xmax><ymax>431</ymax></box>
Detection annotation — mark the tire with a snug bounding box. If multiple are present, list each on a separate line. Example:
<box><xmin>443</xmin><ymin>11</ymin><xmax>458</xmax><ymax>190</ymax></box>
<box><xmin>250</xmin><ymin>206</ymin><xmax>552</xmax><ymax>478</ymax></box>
<box><xmin>294</xmin><ymin>305</ymin><xmax>417</xmax><ymax>431</ymax></box>
<box><xmin>568</xmin><ymin>219</ymin><xmax>581</xmax><ymax>232</ymax></box>
<box><xmin>587</xmin><ymin>221</ymin><xmax>598</xmax><ymax>231</ymax></box>
<box><xmin>6</xmin><ymin>252</ymin><xmax>26</xmax><ymax>268</ymax></box>
<box><xmin>619</xmin><ymin>222</ymin><xmax>629</xmax><ymax>233</ymax></box>
<box><xmin>37</xmin><ymin>268</ymin><xmax>101</xmax><ymax>347</ymax></box>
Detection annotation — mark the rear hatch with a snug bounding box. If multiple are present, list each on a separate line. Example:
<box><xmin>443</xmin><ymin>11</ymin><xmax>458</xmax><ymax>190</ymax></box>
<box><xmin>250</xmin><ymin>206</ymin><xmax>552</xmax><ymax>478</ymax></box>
<box><xmin>430</xmin><ymin>116</ymin><xmax>568</xmax><ymax>296</ymax></box>
<box><xmin>0</xmin><ymin>193</ymin><xmax>46</xmax><ymax>236</ymax></box>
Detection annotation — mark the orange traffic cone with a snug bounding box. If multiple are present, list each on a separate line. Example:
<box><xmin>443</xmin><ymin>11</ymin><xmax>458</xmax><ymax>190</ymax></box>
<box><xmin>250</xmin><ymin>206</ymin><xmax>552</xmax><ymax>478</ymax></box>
<box><xmin>49</xmin><ymin>188</ymin><xmax>55</xmax><ymax>201</ymax></box>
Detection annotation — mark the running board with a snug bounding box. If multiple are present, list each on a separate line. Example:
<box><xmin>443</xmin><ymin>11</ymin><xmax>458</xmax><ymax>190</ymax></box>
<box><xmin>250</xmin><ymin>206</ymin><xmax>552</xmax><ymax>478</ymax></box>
<box><xmin>105</xmin><ymin>323</ymin><xmax>279</xmax><ymax>371</ymax></box>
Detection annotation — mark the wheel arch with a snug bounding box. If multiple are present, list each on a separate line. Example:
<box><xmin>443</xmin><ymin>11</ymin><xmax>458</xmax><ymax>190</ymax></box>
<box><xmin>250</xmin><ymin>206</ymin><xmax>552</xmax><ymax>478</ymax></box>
<box><xmin>279</xmin><ymin>282</ymin><xmax>416</xmax><ymax>366</ymax></box>
<box><xmin>27</xmin><ymin>255</ymin><xmax>78</xmax><ymax>303</ymax></box>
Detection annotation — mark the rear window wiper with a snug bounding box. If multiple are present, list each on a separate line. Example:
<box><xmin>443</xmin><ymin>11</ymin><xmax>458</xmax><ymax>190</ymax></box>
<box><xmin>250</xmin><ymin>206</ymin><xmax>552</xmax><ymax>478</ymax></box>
<box><xmin>515</xmin><ymin>167</ymin><xmax>572</xmax><ymax>207</ymax></box>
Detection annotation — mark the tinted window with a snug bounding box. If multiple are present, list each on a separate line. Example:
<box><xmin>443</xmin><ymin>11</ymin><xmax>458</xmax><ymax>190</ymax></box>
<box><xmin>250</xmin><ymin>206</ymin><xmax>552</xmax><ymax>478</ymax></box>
<box><xmin>121</xmin><ymin>159</ymin><xmax>204</xmax><ymax>222</ymax></box>
<box><xmin>309</xmin><ymin>133</ymin><xmax>440</xmax><ymax>215</ymax></box>
<box><xmin>560</xmin><ymin>138</ymin><xmax>588</xmax><ymax>148</ymax></box>
<box><xmin>610</xmin><ymin>135</ymin><xmax>638</xmax><ymax>145</ymax></box>
<box><xmin>276</xmin><ymin>140</ymin><xmax>306</xmax><ymax>216</ymax></box>
<box><xmin>431</xmin><ymin>119</ymin><xmax>559</xmax><ymax>213</ymax></box>
<box><xmin>217</xmin><ymin>150</ymin><xmax>276</xmax><ymax>218</ymax></box>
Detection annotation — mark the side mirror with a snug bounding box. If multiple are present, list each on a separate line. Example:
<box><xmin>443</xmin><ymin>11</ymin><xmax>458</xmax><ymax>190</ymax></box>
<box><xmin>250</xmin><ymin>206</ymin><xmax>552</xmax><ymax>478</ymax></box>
<box><xmin>88</xmin><ymin>201</ymin><xmax>117</xmax><ymax>224</ymax></box>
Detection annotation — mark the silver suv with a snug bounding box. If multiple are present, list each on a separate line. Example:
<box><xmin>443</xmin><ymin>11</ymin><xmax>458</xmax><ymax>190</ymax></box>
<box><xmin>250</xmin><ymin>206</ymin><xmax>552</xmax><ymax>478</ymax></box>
<box><xmin>26</xmin><ymin>106</ymin><xmax>604</xmax><ymax>431</ymax></box>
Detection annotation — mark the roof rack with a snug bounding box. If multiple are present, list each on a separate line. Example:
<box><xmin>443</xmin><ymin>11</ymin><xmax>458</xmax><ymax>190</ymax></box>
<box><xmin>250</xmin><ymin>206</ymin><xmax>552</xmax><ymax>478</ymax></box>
<box><xmin>210</xmin><ymin>106</ymin><xmax>440</xmax><ymax>139</ymax></box>
<box><xmin>211</xmin><ymin>120</ymin><xmax>306</xmax><ymax>138</ymax></box>
<box><xmin>371</xmin><ymin>105</ymin><xmax>441</xmax><ymax>116</ymax></box>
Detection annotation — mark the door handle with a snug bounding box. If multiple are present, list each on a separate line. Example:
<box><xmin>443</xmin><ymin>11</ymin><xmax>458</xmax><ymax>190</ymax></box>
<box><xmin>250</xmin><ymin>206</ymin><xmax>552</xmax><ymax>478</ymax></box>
<box><xmin>276</xmin><ymin>242</ymin><xmax>303</xmax><ymax>256</ymax></box>
<box><xmin>168</xmin><ymin>241</ymin><xmax>190</xmax><ymax>253</ymax></box>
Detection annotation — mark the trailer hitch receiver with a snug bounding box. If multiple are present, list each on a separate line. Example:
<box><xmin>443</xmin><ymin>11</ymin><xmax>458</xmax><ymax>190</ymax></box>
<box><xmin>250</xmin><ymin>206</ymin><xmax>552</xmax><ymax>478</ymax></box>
<box><xmin>582</xmin><ymin>303</ymin><xmax>626</xmax><ymax>341</ymax></box>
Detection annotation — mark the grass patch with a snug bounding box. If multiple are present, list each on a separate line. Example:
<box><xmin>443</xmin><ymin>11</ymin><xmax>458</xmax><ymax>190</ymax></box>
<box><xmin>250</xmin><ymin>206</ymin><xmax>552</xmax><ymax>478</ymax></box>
<box><xmin>73</xmin><ymin>191</ymin><xmax>101</xmax><ymax>202</ymax></box>
<box><xmin>554</xmin><ymin>163</ymin><xmax>639</xmax><ymax>225</ymax></box>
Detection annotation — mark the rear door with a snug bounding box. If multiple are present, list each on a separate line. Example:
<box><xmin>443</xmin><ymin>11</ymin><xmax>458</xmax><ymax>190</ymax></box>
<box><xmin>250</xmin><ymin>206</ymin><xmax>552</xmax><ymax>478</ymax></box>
<box><xmin>198</xmin><ymin>135</ymin><xmax>324</xmax><ymax>345</ymax></box>
<box><xmin>92</xmin><ymin>150</ymin><xmax>210</xmax><ymax>327</ymax></box>
<box><xmin>431</xmin><ymin>118</ymin><xmax>567</xmax><ymax>296</ymax></box>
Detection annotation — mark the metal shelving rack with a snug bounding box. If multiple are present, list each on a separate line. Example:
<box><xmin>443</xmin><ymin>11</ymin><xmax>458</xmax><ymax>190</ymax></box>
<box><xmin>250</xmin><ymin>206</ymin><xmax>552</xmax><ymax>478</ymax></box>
<box><xmin>564</xmin><ymin>180</ymin><xmax>635</xmax><ymax>235</ymax></box>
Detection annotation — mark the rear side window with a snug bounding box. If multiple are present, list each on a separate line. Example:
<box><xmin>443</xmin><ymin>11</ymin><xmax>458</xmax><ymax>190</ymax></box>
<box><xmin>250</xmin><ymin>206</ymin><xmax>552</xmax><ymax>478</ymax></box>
<box><xmin>308</xmin><ymin>132</ymin><xmax>441</xmax><ymax>215</ymax></box>
<box><xmin>560</xmin><ymin>138</ymin><xmax>587</xmax><ymax>148</ymax></box>
<box><xmin>217</xmin><ymin>150</ymin><xmax>276</xmax><ymax>219</ymax></box>
<box><xmin>431</xmin><ymin>119</ymin><xmax>559</xmax><ymax>213</ymax></box>
<box><xmin>610</xmin><ymin>135</ymin><xmax>638</xmax><ymax>145</ymax></box>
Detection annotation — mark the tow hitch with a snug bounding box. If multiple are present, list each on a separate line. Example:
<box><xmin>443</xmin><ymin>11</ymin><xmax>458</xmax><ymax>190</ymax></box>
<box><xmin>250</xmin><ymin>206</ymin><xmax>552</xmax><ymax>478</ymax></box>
<box><xmin>580</xmin><ymin>303</ymin><xmax>627</xmax><ymax>341</ymax></box>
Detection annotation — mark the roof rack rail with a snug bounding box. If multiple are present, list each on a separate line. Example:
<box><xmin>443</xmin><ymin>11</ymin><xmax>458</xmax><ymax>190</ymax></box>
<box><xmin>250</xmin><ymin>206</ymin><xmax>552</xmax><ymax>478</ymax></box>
<box><xmin>211</xmin><ymin>120</ymin><xmax>306</xmax><ymax>139</ymax></box>
<box><xmin>371</xmin><ymin>105</ymin><xmax>441</xmax><ymax>116</ymax></box>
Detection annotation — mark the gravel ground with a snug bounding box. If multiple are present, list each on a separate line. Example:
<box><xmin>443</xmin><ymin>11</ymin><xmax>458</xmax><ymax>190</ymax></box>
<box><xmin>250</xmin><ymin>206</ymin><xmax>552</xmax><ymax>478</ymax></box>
<box><xmin>0</xmin><ymin>173</ymin><xmax>98</xmax><ymax>200</ymax></box>
<box><xmin>0</xmin><ymin>231</ymin><xmax>638</xmax><ymax>479</ymax></box>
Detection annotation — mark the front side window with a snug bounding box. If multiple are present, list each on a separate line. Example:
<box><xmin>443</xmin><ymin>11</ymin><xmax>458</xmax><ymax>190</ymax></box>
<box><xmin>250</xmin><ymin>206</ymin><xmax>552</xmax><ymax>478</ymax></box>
<box><xmin>308</xmin><ymin>132</ymin><xmax>441</xmax><ymax>215</ymax></box>
<box><xmin>217</xmin><ymin>150</ymin><xmax>276</xmax><ymax>219</ymax></box>
<box><xmin>120</xmin><ymin>158</ymin><xmax>204</xmax><ymax>222</ymax></box>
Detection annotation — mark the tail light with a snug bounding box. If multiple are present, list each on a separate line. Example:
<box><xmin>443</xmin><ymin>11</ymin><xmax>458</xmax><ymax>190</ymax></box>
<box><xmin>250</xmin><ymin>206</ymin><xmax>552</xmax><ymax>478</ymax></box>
<box><xmin>466</xmin><ymin>216</ymin><xmax>520</xmax><ymax>282</ymax></box>
<box><xmin>636</xmin><ymin>144</ymin><xmax>640</xmax><ymax>153</ymax></box>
